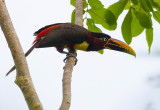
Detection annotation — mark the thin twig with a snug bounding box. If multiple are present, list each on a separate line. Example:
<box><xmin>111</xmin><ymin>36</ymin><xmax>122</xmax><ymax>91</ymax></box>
<box><xmin>0</xmin><ymin>0</ymin><xmax>43</xmax><ymax>110</ymax></box>
<box><xmin>59</xmin><ymin>0</ymin><xmax>84</xmax><ymax>110</ymax></box>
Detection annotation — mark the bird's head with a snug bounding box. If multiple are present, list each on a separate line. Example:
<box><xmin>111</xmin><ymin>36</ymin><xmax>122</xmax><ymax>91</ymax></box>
<box><xmin>89</xmin><ymin>32</ymin><xmax>136</xmax><ymax>57</ymax></box>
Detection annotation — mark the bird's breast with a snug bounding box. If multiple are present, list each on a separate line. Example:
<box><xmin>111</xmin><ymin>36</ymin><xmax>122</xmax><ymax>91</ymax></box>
<box><xmin>65</xmin><ymin>41</ymin><xmax>89</xmax><ymax>51</ymax></box>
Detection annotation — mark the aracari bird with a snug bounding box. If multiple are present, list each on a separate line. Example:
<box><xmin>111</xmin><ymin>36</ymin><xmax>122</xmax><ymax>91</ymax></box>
<box><xmin>6</xmin><ymin>23</ymin><xmax>136</xmax><ymax>76</ymax></box>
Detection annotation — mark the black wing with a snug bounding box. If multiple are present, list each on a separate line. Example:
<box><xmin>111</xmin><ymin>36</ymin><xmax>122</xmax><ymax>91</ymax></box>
<box><xmin>36</xmin><ymin>23</ymin><xmax>89</xmax><ymax>48</ymax></box>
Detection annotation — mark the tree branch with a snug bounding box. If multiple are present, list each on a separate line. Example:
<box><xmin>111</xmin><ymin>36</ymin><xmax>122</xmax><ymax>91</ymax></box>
<box><xmin>59</xmin><ymin>0</ymin><xmax>84</xmax><ymax>110</ymax></box>
<box><xmin>75</xmin><ymin>0</ymin><xmax>84</xmax><ymax>26</ymax></box>
<box><xmin>0</xmin><ymin>0</ymin><xmax>43</xmax><ymax>110</ymax></box>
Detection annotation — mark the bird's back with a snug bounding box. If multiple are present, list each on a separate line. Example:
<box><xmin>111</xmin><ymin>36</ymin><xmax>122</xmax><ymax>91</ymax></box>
<box><xmin>35</xmin><ymin>23</ymin><xmax>89</xmax><ymax>48</ymax></box>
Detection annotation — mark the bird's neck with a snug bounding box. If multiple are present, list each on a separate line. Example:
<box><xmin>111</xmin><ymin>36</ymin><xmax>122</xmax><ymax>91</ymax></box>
<box><xmin>86</xmin><ymin>32</ymin><xmax>104</xmax><ymax>51</ymax></box>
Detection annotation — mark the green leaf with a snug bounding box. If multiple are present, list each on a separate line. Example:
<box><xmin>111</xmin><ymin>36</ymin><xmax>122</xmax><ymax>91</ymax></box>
<box><xmin>88</xmin><ymin>0</ymin><xmax>104</xmax><ymax>9</ymax></box>
<box><xmin>70</xmin><ymin>0</ymin><xmax>75</xmax><ymax>7</ymax></box>
<box><xmin>146</xmin><ymin>28</ymin><xmax>153</xmax><ymax>53</ymax></box>
<box><xmin>70</xmin><ymin>0</ymin><xmax>87</xmax><ymax>9</ymax></box>
<box><xmin>108</xmin><ymin>0</ymin><xmax>128</xmax><ymax>19</ymax></box>
<box><xmin>105</xmin><ymin>9</ymin><xmax>117</xmax><ymax>26</ymax></box>
<box><xmin>139</xmin><ymin>0</ymin><xmax>151</xmax><ymax>12</ymax></box>
<box><xmin>151</xmin><ymin>0</ymin><xmax>160</xmax><ymax>10</ymax></box>
<box><xmin>124</xmin><ymin>1</ymin><xmax>131</xmax><ymax>10</ymax></box>
<box><xmin>153</xmin><ymin>11</ymin><xmax>160</xmax><ymax>24</ymax></box>
<box><xmin>121</xmin><ymin>8</ymin><xmax>132</xmax><ymax>44</ymax></box>
<box><xmin>131</xmin><ymin>0</ymin><xmax>138</xmax><ymax>5</ymax></box>
<box><xmin>88</xmin><ymin>8</ymin><xmax>117</xmax><ymax>30</ymax></box>
<box><xmin>86</xmin><ymin>19</ymin><xmax>102</xmax><ymax>32</ymax></box>
<box><xmin>71</xmin><ymin>9</ymin><xmax>75</xmax><ymax>23</ymax></box>
<box><xmin>152</xmin><ymin>0</ymin><xmax>160</xmax><ymax>4</ymax></box>
<box><xmin>132</xmin><ymin>2</ymin><xmax>141</xmax><ymax>11</ymax></box>
<box><xmin>135</xmin><ymin>9</ymin><xmax>152</xmax><ymax>28</ymax></box>
<box><xmin>97</xmin><ymin>50</ymin><xmax>104</xmax><ymax>54</ymax></box>
<box><xmin>146</xmin><ymin>0</ymin><xmax>154</xmax><ymax>12</ymax></box>
<box><xmin>131</xmin><ymin>9</ymin><xmax>144</xmax><ymax>37</ymax></box>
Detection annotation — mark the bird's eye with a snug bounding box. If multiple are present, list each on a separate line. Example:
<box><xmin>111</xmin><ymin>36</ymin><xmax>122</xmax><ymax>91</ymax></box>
<box><xmin>103</xmin><ymin>38</ymin><xmax>107</xmax><ymax>42</ymax></box>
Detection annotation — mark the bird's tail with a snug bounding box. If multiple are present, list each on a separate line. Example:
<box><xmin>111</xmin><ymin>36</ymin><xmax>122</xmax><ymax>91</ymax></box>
<box><xmin>6</xmin><ymin>42</ymin><xmax>38</xmax><ymax>76</ymax></box>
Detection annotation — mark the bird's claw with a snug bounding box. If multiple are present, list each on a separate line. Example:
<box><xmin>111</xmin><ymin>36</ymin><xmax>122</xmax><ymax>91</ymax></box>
<box><xmin>63</xmin><ymin>54</ymin><xmax>77</xmax><ymax>65</ymax></box>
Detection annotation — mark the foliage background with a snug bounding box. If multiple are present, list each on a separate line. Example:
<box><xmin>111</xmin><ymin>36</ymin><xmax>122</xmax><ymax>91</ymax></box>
<box><xmin>0</xmin><ymin>0</ymin><xmax>160</xmax><ymax>110</ymax></box>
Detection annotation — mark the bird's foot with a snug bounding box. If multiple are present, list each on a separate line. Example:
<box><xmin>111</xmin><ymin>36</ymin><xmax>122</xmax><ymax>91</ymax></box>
<box><xmin>63</xmin><ymin>53</ymin><xmax>77</xmax><ymax>65</ymax></box>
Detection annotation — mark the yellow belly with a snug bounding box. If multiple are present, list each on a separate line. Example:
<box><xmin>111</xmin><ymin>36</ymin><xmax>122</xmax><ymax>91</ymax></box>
<box><xmin>74</xmin><ymin>41</ymin><xmax>89</xmax><ymax>51</ymax></box>
<box><xmin>64</xmin><ymin>41</ymin><xmax>89</xmax><ymax>51</ymax></box>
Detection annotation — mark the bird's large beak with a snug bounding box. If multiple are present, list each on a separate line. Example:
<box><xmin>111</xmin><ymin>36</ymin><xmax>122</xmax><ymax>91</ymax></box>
<box><xmin>104</xmin><ymin>38</ymin><xmax>136</xmax><ymax>57</ymax></box>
